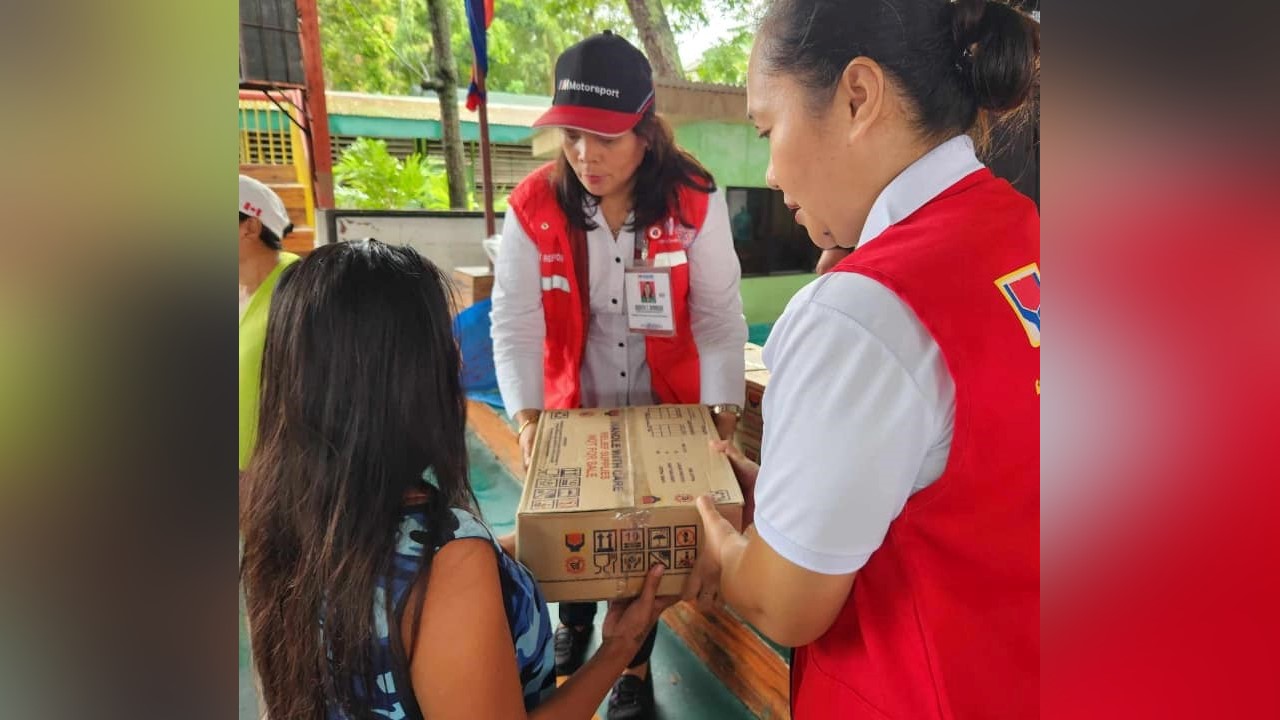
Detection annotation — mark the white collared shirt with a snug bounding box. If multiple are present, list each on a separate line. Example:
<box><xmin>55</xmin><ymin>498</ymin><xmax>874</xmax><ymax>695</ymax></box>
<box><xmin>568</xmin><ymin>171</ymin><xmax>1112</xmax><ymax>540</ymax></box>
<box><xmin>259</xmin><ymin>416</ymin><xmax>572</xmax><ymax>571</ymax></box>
<box><xmin>753</xmin><ymin>135</ymin><xmax>981</xmax><ymax>575</ymax></box>
<box><xmin>491</xmin><ymin>188</ymin><xmax>747</xmax><ymax>414</ymax></box>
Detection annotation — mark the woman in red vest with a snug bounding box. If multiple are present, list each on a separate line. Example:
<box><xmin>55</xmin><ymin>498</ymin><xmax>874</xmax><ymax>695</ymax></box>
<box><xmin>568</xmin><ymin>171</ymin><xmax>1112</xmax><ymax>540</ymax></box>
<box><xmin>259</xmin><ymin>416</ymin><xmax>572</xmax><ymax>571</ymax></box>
<box><xmin>490</xmin><ymin>31</ymin><xmax>748</xmax><ymax>720</ymax></box>
<box><xmin>687</xmin><ymin>1</ymin><xmax>1040</xmax><ymax>718</ymax></box>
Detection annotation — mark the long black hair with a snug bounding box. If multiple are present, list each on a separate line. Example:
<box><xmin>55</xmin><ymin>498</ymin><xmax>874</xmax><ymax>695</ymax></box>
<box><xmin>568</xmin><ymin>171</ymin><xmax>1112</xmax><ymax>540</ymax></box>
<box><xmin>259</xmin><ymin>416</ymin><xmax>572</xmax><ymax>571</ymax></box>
<box><xmin>554</xmin><ymin>110</ymin><xmax>717</xmax><ymax>233</ymax></box>
<box><xmin>241</xmin><ymin>239</ymin><xmax>476</xmax><ymax>719</ymax></box>
<box><xmin>759</xmin><ymin>0</ymin><xmax>1039</xmax><ymax>151</ymax></box>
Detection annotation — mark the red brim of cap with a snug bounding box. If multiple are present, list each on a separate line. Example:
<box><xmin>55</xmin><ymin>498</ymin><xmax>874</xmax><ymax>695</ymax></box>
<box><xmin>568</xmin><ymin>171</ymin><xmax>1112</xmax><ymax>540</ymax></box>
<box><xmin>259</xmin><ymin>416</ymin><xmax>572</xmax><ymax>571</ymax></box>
<box><xmin>531</xmin><ymin>104</ymin><xmax>643</xmax><ymax>137</ymax></box>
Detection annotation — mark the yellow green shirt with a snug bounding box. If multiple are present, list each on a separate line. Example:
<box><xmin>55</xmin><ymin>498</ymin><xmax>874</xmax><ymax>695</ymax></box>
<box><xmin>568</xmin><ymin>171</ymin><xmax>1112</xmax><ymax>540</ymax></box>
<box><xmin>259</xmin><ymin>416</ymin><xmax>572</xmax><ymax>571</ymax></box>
<box><xmin>239</xmin><ymin>252</ymin><xmax>299</xmax><ymax>470</ymax></box>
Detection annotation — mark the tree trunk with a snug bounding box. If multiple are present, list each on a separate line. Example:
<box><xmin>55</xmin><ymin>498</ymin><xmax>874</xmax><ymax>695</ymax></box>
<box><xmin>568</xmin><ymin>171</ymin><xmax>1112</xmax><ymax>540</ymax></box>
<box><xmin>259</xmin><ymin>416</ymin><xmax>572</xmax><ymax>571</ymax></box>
<box><xmin>425</xmin><ymin>0</ymin><xmax>469</xmax><ymax>209</ymax></box>
<box><xmin>624</xmin><ymin>0</ymin><xmax>685</xmax><ymax>80</ymax></box>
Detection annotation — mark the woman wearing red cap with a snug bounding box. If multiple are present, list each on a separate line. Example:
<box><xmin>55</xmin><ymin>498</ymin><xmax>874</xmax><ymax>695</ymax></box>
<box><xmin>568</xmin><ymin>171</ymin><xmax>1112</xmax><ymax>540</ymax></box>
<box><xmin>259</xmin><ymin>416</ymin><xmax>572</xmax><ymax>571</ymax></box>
<box><xmin>491</xmin><ymin>31</ymin><xmax>748</xmax><ymax>720</ymax></box>
<box><xmin>688</xmin><ymin>1</ymin><xmax>1040</xmax><ymax>718</ymax></box>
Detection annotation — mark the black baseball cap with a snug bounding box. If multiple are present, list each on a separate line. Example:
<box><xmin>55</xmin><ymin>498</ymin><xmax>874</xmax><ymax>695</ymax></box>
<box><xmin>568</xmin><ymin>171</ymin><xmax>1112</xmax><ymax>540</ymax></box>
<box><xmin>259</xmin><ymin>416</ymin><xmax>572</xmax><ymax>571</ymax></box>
<box><xmin>532</xmin><ymin>30</ymin><xmax>656</xmax><ymax>137</ymax></box>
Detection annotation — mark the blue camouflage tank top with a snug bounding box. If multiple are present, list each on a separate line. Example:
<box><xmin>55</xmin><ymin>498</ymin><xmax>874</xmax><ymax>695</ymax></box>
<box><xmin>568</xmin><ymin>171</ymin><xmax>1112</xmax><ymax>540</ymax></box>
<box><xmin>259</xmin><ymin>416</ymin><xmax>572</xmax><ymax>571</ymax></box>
<box><xmin>326</xmin><ymin>504</ymin><xmax>556</xmax><ymax>719</ymax></box>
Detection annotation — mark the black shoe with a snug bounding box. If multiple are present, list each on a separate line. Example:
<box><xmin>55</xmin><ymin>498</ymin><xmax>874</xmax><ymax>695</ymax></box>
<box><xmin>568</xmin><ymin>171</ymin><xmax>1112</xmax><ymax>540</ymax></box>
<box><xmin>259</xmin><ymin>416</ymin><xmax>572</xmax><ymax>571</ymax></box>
<box><xmin>606</xmin><ymin>673</ymin><xmax>655</xmax><ymax>720</ymax></box>
<box><xmin>553</xmin><ymin>624</ymin><xmax>592</xmax><ymax>676</ymax></box>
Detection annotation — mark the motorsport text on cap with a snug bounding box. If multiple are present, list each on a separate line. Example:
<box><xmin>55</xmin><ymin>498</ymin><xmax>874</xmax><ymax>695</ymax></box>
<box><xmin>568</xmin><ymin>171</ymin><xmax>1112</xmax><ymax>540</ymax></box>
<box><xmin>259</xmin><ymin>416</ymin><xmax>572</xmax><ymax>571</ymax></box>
<box><xmin>532</xmin><ymin>30</ymin><xmax>656</xmax><ymax>137</ymax></box>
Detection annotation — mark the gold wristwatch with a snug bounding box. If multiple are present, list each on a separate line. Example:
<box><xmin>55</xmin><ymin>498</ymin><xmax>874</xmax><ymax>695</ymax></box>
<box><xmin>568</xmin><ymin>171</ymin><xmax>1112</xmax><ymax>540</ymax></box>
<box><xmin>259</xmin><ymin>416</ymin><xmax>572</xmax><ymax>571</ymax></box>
<box><xmin>709</xmin><ymin>403</ymin><xmax>742</xmax><ymax>418</ymax></box>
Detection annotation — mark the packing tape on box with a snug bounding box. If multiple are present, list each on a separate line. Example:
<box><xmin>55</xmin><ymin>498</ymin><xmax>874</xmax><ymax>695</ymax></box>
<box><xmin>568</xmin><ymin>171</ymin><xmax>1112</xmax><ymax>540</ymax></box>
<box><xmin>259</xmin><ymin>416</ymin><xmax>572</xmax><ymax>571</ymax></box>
<box><xmin>612</xmin><ymin>411</ymin><xmax>650</xmax><ymax>597</ymax></box>
<box><xmin>608</xmin><ymin>507</ymin><xmax>654</xmax><ymax>597</ymax></box>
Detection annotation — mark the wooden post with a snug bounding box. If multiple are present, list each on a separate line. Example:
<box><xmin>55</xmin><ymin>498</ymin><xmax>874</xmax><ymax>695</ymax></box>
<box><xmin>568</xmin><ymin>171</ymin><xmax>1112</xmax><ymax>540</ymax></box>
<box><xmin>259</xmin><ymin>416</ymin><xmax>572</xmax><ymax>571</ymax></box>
<box><xmin>289</xmin><ymin>90</ymin><xmax>317</xmax><ymax>229</ymax></box>
<box><xmin>296</xmin><ymin>0</ymin><xmax>334</xmax><ymax>209</ymax></box>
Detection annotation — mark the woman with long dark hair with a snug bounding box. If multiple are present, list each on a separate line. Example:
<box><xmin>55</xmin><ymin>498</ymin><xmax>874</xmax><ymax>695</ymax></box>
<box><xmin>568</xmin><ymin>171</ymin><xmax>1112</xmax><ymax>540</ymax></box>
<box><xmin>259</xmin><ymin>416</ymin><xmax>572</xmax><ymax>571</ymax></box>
<box><xmin>688</xmin><ymin>1</ymin><xmax>1040</xmax><ymax>718</ymax></box>
<box><xmin>490</xmin><ymin>31</ymin><xmax>748</xmax><ymax>719</ymax></box>
<box><xmin>241</xmin><ymin>240</ymin><xmax>674</xmax><ymax>719</ymax></box>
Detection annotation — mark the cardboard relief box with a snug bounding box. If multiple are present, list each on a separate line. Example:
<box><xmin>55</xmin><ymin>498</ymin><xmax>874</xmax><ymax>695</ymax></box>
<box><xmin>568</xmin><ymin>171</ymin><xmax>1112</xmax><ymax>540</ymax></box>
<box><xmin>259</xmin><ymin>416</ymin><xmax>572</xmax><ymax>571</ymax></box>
<box><xmin>515</xmin><ymin>405</ymin><xmax>744</xmax><ymax>602</ymax></box>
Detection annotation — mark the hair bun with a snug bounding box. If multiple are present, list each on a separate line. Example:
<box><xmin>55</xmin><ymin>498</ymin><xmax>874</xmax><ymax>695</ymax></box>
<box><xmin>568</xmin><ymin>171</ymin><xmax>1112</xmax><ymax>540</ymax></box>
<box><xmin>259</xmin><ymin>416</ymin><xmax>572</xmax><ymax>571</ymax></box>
<box><xmin>950</xmin><ymin>0</ymin><xmax>1039</xmax><ymax>112</ymax></box>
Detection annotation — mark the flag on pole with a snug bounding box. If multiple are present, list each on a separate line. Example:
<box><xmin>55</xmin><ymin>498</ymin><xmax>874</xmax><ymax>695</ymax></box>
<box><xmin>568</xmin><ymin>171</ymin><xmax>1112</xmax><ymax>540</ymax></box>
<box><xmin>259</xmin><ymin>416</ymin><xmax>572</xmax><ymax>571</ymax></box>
<box><xmin>465</xmin><ymin>0</ymin><xmax>494</xmax><ymax>111</ymax></box>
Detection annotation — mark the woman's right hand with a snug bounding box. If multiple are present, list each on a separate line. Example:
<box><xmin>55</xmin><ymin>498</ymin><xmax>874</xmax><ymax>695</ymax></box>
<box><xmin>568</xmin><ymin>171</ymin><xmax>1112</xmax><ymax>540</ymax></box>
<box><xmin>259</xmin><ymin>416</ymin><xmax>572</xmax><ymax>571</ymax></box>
<box><xmin>601</xmin><ymin>565</ymin><xmax>677</xmax><ymax>653</ymax></box>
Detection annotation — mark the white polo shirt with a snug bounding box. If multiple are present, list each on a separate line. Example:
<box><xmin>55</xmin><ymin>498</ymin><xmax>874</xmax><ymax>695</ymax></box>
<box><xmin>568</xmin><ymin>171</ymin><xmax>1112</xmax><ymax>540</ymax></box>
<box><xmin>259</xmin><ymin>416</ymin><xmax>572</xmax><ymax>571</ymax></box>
<box><xmin>491</xmin><ymin>188</ymin><xmax>747</xmax><ymax>413</ymax></box>
<box><xmin>752</xmin><ymin>135</ymin><xmax>982</xmax><ymax>575</ymax></box>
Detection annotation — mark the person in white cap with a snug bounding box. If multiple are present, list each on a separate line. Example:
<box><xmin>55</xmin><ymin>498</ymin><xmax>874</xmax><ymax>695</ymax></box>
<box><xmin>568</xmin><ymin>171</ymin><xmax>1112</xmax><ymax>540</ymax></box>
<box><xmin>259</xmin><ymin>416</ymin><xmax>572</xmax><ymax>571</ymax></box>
<box><xmin>239</xmin><ymin>174</ymin><xmax>298</xmax><ymax>472</ymax></box>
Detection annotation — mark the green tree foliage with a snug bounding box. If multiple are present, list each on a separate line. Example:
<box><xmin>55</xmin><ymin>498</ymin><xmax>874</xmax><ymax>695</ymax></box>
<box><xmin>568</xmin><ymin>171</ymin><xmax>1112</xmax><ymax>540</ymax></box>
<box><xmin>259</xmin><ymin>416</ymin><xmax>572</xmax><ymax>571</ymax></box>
<box><xmin>319</xmin><ymin>0</ymin><xmax>433</xmax><ymax>95</ymax></box>
<box><xmin>686</xmin><ymin>1</ymin><xmax>761</xmax><ymax>85</ymax></box>
<box><xmin>318</xmin><ymin>0</ymin><xmax>758</xmax><ymax>95</ymax></box>
<box><xmin>689</xmin><ymin>28</ymin><xmax>751</xmax><ymax>85</ymax></box>
<box><xmin>333</xmin><ymin>138</ymin><xmax>463</xmax><ymax>209</ymax></box>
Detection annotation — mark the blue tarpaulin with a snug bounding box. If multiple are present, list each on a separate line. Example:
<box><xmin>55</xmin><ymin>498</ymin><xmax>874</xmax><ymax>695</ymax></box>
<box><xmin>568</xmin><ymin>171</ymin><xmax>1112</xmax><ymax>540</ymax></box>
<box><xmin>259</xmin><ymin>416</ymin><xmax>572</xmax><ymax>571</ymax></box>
<box><xmin>453</xmin><ymin>298</ymin><xmax>504</xmax><ymax>410</ymax></box>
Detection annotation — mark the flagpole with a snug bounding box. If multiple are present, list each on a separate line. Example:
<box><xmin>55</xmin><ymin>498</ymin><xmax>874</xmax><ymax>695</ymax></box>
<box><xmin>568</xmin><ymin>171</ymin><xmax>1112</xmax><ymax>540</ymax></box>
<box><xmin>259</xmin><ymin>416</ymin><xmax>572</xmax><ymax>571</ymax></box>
<box><xmin>466</xmin><ymin>0</ymin><xmax>496</xmax><ymax>250</ymax></box>
<box><xmin>477</xmin><ymin>77</ymin><xmax>496</xmax><ymax>239</ymax></box>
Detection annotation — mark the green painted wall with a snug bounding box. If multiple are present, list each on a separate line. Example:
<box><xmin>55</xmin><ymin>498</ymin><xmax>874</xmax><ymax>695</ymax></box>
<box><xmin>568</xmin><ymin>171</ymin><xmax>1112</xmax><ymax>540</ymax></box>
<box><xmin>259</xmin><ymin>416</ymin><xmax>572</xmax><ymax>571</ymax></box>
<box><xmin>244</xmin><ymin>105</ymin><xmax>763</xmax><ymax>173</ymax></box>
<box><xmin>238</xmin><ymin>111</ymin><xmax>290</xmax><ymax>132</ymax></box>
<box><xmin>327</xmin><ymin>115</ymin><xmax>532</xmax><ymax>143</ymax></box>
<box><xmin>240</xmin><ymin>110</ymin><xmax>531</xmax><ymax>144</ymax></box>
<box><xmin>674</xmin><ymin>121</ymin><xmax>771</xmax><ymax>189</ymax></box>
<box><xmin>740</xmin><ymin>273</ymin><xmax>814</xmax><ymax>326</ymax></box>
<box><xmin>676</xmin><ymin>122</ymin><xmax>802</xmax><ymax>327</ymax></box>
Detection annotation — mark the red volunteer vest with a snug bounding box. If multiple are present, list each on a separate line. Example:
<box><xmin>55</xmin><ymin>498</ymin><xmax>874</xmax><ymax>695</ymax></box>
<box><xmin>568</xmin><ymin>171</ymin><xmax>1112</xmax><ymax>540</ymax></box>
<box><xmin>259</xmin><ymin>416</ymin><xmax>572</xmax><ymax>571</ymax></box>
<box><xmin>507</xmin><ymin>163</ymin><xmax>709</xmax><ymax>409</ymax></box>
<box><xmin>792</xmin><ymin>169</ymin><xmax>1040</xmax><ymax>719</ymax></box>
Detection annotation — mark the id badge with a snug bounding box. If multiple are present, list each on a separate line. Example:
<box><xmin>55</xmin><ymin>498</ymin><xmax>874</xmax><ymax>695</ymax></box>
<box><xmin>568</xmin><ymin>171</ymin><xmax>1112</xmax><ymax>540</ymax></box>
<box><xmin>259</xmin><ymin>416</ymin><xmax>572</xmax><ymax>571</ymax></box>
<box><xmin>624</xmin><ymin>266</ymin><xmax>676</xmax><ymax>337</ymax></box>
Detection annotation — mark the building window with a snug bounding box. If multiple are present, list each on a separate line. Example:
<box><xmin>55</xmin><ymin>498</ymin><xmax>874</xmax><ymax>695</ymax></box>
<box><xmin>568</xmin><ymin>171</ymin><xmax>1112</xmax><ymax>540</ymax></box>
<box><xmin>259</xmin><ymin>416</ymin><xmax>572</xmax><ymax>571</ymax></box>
<box><xmin>726</xmin><ymin>187</ymin><xmax>820</xmax><ymax>277</ymax></box>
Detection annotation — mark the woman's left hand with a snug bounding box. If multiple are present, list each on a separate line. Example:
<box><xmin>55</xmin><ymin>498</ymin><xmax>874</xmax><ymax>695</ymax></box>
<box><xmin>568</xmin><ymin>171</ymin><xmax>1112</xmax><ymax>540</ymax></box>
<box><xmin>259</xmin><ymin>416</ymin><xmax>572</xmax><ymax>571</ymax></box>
<box><xmin>710</xmin><ymin>439</ymin><xmax>758</xmax><ymax>528</ymax></box>
<box><xmin>713</xmin><ymin>412</ymin><xmax>738</xmax><ymax>442</ymax></box>
<box><xmin>603</xmin><ymin>565</ymin><xmax>680</xmax><ymax>650</ymax></box>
